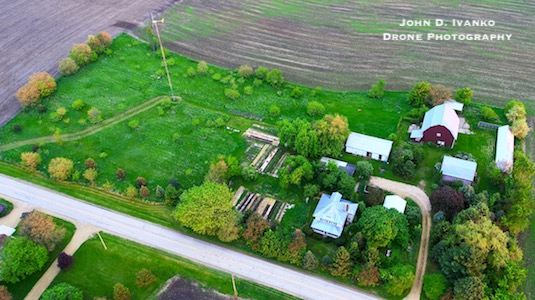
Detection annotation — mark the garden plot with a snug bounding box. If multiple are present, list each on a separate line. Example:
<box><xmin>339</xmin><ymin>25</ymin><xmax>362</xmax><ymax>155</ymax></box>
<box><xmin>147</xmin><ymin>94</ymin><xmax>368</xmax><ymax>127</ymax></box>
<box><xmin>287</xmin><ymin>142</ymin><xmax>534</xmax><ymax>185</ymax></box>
<box><xmin>244</xmin><ymin>128</ymin><xmax>287</xmax><ymax>177</ymax></box>
<box><xmin>233</xmin><ymin>187</ymin><xmax>293</xmax><ymax>223</ymax></box>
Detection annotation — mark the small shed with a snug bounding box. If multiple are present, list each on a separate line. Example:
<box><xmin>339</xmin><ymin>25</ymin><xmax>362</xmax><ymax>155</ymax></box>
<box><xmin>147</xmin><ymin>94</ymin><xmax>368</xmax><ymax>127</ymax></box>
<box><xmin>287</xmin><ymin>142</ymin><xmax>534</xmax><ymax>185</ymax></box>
<box><xmin>0</xmin><ymin>225</ymin><xmax>16</xmax><ymax>237</ymax></box>
<box><xmin>495</xmin><ymin>125</ymin><xmax>514</xmax><ymax>172</ymax></box>
<box><xmin>441</xmin><ymin>156</ymin><xmax>477</xmax><ymax>185</ymax></box>
<box><xmin>383</xmin><ymin>195</ymin><xmax>407</xmax><ymax>214</ymax></box>
<box><xmin>345</xmin><ymin>132</ymin><xmax>393</xmax><ymax>162</ymax></box>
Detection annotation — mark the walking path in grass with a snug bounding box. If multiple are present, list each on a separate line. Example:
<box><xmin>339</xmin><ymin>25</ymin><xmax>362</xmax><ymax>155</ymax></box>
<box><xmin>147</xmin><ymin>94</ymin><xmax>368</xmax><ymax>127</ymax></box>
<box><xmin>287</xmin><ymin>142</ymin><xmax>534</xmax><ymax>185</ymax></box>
<box><xmin>24</xmin><ymin>225</ymin><xmax>97</xmax><ymax>300</ymax></box>
<box><xmin>0</xmin><ymin>174</ymin><xmax>379</xmax><ymax>300</ymax></box>
<box><xmin>0</xmin><ymin>96</ymin><xmax>171</xmax><ymax>152</ymax></box>
<box><xmin>369</xmin><ymin>176</ymin><xmax>431</xmax><ymax>300</ymax></box>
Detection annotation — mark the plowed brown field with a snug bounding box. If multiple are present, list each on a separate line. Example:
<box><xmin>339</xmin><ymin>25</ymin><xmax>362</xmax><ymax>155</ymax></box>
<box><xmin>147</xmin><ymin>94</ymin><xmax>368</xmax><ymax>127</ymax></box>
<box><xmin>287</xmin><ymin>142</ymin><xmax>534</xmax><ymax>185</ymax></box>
<box><xmin>158</xmin><ymin>0</ymin><xmax>535</xmax><ymax>111</ymax></box>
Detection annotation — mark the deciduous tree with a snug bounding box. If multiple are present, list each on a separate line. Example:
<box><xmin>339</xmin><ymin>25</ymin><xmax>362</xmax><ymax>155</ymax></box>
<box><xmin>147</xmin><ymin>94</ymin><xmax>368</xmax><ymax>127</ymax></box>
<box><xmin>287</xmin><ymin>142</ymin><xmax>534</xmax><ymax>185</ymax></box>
<box><xmin>0</xmin><ymin>237</ymin><xmax>48</xmax><ymax>283</ymax></box>
<box><xmin>113</xmin><ymin>283</ymin><xmax>131</xmax><ymax>300</ymax></box>
<box><xmin>430</xmin><ymin>186</ymin><xmax>465</xmax><ymax>221</ymax></box>
<box><xmin>18</xmin><ymin>210</ymin><xmax>66</xmax><ymax>251</ymax></box>
<box><xmin>243</xmin><ymin>213</ymin><xmax>270</xmax><ymax>250</ymax></box>
<box><xmin>41</xmin><ymin>283</ymin><xmax>83</xmax><ymax>300</ymax></box>
<box><xmin>408</xmin><ymin>81</ymin><xmax>431</xmax><ymax>107</ymax></box>
<box><xmin>20</xmin><ymin>152</ymin><xmax>41</xmax><ymax>171</ymax></box>
<box><xmin>330</xmin><ymin>246</ymin><xmax>352</xmax><ymax>278</ymax></box>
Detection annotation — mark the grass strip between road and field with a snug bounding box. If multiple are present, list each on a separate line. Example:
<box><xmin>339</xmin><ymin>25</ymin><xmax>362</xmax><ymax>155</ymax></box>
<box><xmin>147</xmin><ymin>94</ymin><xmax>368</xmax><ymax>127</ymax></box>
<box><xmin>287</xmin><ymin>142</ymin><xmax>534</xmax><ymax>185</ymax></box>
<box><xmin>52</xmin><ymin>232</ymin><xmax>296</xmax><ymax>300</ymax></box>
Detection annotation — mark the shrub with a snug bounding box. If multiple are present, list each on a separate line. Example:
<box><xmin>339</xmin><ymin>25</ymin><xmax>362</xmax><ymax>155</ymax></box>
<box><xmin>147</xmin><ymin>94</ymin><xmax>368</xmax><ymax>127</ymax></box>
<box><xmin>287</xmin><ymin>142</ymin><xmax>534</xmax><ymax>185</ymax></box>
<box><xmin>186</xmin><ymin>67</ymin><xmax>196</xmax><ymax>77</ymax></box>
<box><xmin>303</xmin><ymin>184</ymin><xmax>320</xmax><ymax>199</ymax></box>
<box><xmin>12</xmin><ymin>124</ymin><xmax>22</xmax><ymax>133</ymax></box>
<box><xmin>224</xmin><ymin>88</ymin><xmax>240</xmax><ymax>100</ymax></box>
<box><xmin>16</xmin><ymin>72</ymin><xmax>57</xmax><ymax>107</ymax></box>
<box><xmin>71</xmin><ymin>99</ymin><xmax>85</xmax><ymax>110</ymax></box>
<box><xmin>0</xmin><ymin>286</ymin><xmax>11</xmax><ymax>300</ymax></box>
<box><xmin>48</xmin><ymin>157</ymin><xmax>74</xmax><ymax>181</ymax></box>
<box><xmin>424</xmin><ymin>273</ymin><xmax>448</xmax><ymax>300</ymax></box>
<box><xmin>241</xmin><ymin>166</ymin><xmax>258</xmax><ymax>181</ymax></box>
<box><xmin>290</xmin><ymin>86</ymin><xmax>303</xmax><ymax>99</ymax></box>
<box><xmin>97</xmin><ymin>31</ymin><xmax>113</xmax><ymax>48</ymax></box>
<box><xmin>302</xmin><ymin>251</ymin><xmax>319</xmax><ymax>270</ymax></box>
<box><xmin>113</xmin><ymin>283</ymin><xmax>131</xmax><ymax>300</ymax></box>
<box><xmin>139</xmin><ymin>186</ymin><xmax>150</xmax><ymax>199</ymax></box>
<box><xmin>57</xmin><ymin>252</ymin><xmax>73</xmax><ymax>269</ymax></box>
<box><xmin>253</xmin><ymin>78</ymin><xmax>263</xmax><ymax>87</ymax></box>
<box><xmin>429</xmin><ymin>84</ymin><xmax>452</xmax><ymax>106</ymax></box>
<box><xmin>136</xmin><ymin>268</ymin><xmax>157</xmax><ymax>288</ymax></box>
<box><xmin>16</xmin><ymin>83</ymin><xmax>40</xmax><ymax>106</ymax></box>
<box><xmin>269</xmin><ymin>104</ymin><xmax>281</xmax><ymax>117</ymax></box>
<box><xmin>55</xmin><ymin>107</ymin><xmax>68</xmax><ymax>120</ymax></box>
<box><xmin>368</xmin><ymin>79</ymin><xmax>386</xmax><ymax>99</ymax></box>
<box><xmin>408</xmin><ymin>81</ymin><xmax>431</xmax><ymax>107</ymax></box>
<box><xmin>20</xmin><ymin>152</ymin><xmax>41</xmax><ymax>171</ymax></box>
<box><xmin>238</xmin><ymin>64</ymin><xmax>254</xmax><ymax>77</ymax></box>
<box><xmin>306</xmin><ymin>101</ymin><xmax>325</xmax><ymax>116</ymax></box>
<box><xmin>116</xmin><ymin>168</ymin><xmax>126</xmax><ymax>180</ymax></box>
<box><xmin>356</xmin><ymin>265</ymin><xmax>380</xmax><ymax>287</ymax></box>
<box><xmin>243</xmin><ymin>86</ymin><xmax>253</xmax><ymax>95</ymax></box>
<box><xmin>211</xmin><ymin>73</ymin><xmax>222</xmax><ymax>81</ymax></box>
<box><xmin>58</xmin><ymin>57</ymin><xmax>79</xmax><ymax>75</ymax></box>
<box><xmin>355</xmin><ymin>161</ymin><xmax>374</xmax><ymax>181</ymax></box>
<box><xmin>83</xmin><ymin>168</ymin><xmax>98</xmax><ymax>184</ymax></box>
<box><xmin>365</xmin><ymin>187</ymin><xmax>385</xmax><ymax>206</ymax></box>
<box><xmin>511</xmin><ymin>119</ymin><xmax>530</xmax><ymax>139</ymax></box>
<box><xmin>455</xmin><ymin>87</ymin><xmax>473</xmax><ymax>104</ymax></box>
<box><xmin>87</xmin><ymin>107</ymin><xmax>102</xmax><ymax>123</ymax></box>
<box><xmin>135</xmin><ymin>176</ymin><xmax>147</xmax><ymax>188</ymax></box>
<box><xmin>87</xmin><ymin>34</ymin><xmax>105</xmax><ymax>54</ymax></box>
<box><xmin>41</xmin><ymin>283</ymin><xmax>83</xmax><ymax>300</ymax></box>
<box><xmin>266</xmin><ymin>69</ymin><xmax>284</xmax><ymax>87</ymax></box>
<box><xmin>128</xmin><ymin>119</ymin><xmax>140</xmax><ymax>129</ymax></box>
<box><xmin>255</xmin><ymin>66</ymin><xmax>269</xmax><ymax>79</ymax></box>
<box><xmin>69</xmin><ymin>43</ymin><xmax>95</xmax><ymax>66</ymax></box>
<box><xmin>125</xmin><ymin>185</ymin><xmax>138</xmax><ymax>199</ymax></box>
<box><xmin>197</xmin><ymin>60</ymin><xmax>208</xmax><ymax>74</ymax></box>
<box><xmin>480</xmin><ymin>106</ymin><xmax>500</xmax><ymax>122</ymax></box>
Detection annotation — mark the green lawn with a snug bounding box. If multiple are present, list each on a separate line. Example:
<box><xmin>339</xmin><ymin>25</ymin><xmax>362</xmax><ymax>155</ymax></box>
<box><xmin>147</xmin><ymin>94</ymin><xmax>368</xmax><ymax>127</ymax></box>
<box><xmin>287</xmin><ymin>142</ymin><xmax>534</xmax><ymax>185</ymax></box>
<box><xmin>52</xmin><ymin>233</ymin><xmax>294</xmax><ymax>300</ymax></box>
<box><xmin>0</xmin><ymin>198</ymin><xmax>13</xmax><ymax>217</ymax></box>
<box><xmin>3</xmin><ymin>217</ymin><xmax>75</xmax><ymax>299</ymax></box>
<box><xmin>0</xmin><ymin>33</ymin><xmax>410</xmax><ymax>201</ymax></box>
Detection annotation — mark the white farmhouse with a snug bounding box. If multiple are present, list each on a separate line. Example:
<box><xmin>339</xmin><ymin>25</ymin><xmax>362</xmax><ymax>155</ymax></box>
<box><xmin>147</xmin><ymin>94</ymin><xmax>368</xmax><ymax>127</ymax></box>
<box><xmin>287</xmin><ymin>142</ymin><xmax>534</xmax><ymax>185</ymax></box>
<box><xmin>311</xmin><ymin>192</ymin><xmax>358</xmax><ymax>238</ymax></box>
<box><xmin>495</xmin><ymin>125</ymin><xmax>514</xmax><ymax>172</ymax></box>
<box><xmin>383</xmin><ymin>195</ymin><xmax>407</xmax><ymax>214</ymax></box>
<box><xmin>345</xmin><ymin>132</ymin><xmax>393</xmax><ymax>162</ymax></box>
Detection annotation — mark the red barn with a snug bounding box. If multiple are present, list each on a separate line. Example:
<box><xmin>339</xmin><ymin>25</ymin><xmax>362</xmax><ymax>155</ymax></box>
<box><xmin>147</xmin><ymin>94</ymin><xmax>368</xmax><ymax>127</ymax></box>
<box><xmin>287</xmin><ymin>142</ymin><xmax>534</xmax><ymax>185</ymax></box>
<box><xmin>410</xmin><ymin>103</ymin><xmax>460</xmax><ymax>148</ymax></box>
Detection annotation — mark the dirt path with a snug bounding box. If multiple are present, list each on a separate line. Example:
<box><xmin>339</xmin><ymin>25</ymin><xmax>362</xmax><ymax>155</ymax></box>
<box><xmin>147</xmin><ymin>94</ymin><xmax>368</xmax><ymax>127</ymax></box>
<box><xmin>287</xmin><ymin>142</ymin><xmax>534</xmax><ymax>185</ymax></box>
<box><xmin>25</xmin><ymin>225</ymin><xmax>97</xmax><ymax>300</ymax></box>
<box><xmin>0</xmin><ymin>96</ymin><xmax>169</xmax><ymax>152</ymax></box>
<box><xmin>369</xmin><ymin>176</ymin><xmax>431</xmax><ymax>300</ymax></box>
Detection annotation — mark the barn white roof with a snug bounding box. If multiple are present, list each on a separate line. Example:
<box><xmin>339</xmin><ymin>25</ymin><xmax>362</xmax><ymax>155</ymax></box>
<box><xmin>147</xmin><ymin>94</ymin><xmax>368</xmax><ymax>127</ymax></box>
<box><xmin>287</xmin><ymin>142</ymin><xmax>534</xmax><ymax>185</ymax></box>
<box><xmin>495</xmin><ymin>125</ymin><xmax>514</xmax><ymax>171</ymax></box>
<box><xmin>346</xmin><ymin>132</ymin><xmax>393</xmax><ymax>156</ymax></box>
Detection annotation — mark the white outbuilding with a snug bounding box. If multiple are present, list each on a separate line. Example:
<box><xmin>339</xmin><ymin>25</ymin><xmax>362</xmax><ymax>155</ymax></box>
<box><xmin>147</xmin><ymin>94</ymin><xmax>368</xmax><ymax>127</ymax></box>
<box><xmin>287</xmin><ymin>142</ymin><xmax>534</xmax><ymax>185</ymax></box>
<box><xmin>0</xmin><ymin>225</ymin><xmax>15</xmax><ymax>237</ymax></box>
<box><xmin>345</xmin><ymin>132</ymin><xmax>393</xmax><ymax>162</ymax></box>
<box><xmin>495</xmin><ymin>125</ymin><xmax>514</xmax><ymax>172</ymax></box>
<box><xmin>441</xmin><ymin>156</ymin><xmax>477</xmax><ymax>185</ymax></box>
<box><xmin>383</xmin><ymin>195</ymin><xmax>407</xmax><ymax>214</ymax></box>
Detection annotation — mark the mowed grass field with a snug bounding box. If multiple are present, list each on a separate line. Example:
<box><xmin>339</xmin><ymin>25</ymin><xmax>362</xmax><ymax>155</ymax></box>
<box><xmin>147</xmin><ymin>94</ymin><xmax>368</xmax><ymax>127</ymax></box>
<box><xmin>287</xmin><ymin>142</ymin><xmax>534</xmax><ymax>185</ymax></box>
<box><xmin>157</xmin><ymin>0</ymin><xmax>535</xmax><ymax>112</ymax></box>
<box><xmin>52</xmin><ymin>233</ymin><xmax>294</xmax><ymax>300</ymax></box>
<box><xmin>0</xmin><ymin>34</ymin><xmax>410</xmax><ymax>193</ymax></box>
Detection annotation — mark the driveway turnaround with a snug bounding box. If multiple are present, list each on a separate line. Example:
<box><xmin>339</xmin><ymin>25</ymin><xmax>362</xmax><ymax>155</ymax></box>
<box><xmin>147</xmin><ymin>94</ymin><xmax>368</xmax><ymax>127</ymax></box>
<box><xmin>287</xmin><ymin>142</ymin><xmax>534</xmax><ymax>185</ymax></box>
<box><xmin>369</xmin><ymin>177</ymin><xmax>432</xmax><ymax>300</ymax></box>
<box><xmin>0</xmin><ymin>174</ymin><xmax>380</xmax><ymax>300</ymax></box>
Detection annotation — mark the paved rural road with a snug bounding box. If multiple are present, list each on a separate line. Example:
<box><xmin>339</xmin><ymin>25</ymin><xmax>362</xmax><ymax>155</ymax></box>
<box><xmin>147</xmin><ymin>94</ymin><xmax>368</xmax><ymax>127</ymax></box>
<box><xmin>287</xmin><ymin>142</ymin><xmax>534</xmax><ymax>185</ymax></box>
<box><xmin>0</xmin><ymin>174</ymin><xmax>380</xmax><ymax>300</ymax></box>
<box><xmin>0</xmin><ymin>0</ymin><xmax>171</xmax><ymax>126</ymax></box>
<box><xmin>370</xmin><ymin>177</ymin><xmax>432</xmax><ymax>300</ymax></box>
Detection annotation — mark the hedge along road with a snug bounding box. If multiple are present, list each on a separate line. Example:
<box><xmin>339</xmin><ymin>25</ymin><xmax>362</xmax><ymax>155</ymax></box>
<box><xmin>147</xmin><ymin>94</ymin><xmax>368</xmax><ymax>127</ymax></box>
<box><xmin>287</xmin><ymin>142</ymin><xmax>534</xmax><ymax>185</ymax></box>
<box><xmin>0</xmin><ymin>173</ymin><xmax>381</xmax><ymax>300</ymax></box>
<box><xmin>369</xmin><ymin>176</ymin><xmax>432</xmax><ymax>300</ymax></box>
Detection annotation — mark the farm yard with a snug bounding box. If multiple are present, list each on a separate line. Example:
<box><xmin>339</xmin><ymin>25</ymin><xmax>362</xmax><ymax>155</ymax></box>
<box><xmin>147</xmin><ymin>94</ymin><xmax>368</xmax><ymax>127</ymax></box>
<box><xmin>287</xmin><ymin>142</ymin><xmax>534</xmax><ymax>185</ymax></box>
<box><xmin>0</xmin><ymin>11</ymin><xmax>532</xmax><ymax>299</ymax></box>
<box><xmin>157</xmin><ymin>0</ymin><xmax>535</xmax><ymax>112</ymax></box>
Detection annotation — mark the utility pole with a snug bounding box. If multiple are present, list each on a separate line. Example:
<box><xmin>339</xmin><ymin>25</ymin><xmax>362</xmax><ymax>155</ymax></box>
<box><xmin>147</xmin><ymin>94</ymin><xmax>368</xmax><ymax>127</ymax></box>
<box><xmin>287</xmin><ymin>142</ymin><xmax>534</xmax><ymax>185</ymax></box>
<box><xmin>151</xmin><ymin>13</ymin><xmax>175</xmax><ymax>98</ymax></box>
